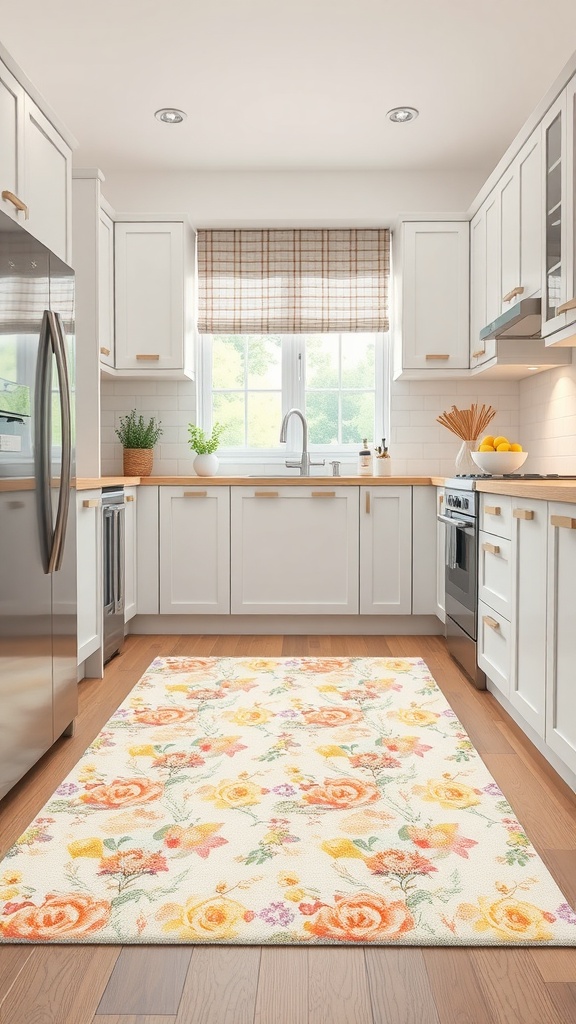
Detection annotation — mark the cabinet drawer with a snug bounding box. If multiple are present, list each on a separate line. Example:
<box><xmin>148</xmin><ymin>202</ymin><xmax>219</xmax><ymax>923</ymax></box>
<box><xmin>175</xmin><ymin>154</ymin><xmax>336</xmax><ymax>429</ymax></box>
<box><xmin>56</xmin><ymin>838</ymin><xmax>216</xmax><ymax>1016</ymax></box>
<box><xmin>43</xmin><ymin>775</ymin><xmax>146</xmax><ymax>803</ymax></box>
<box><xmin>477</xmin><ymin>599</ymin><xmax>511</xmax><ymax>695</ymax></box>
<box><xmin>478</xmin><ymin>532</ymin><xmax>512</xmax><ymax>618</ymax></box>
<box><xmin>480</xmin><ymin>494</ymin><xmax>512</xmax><ymax>539</ymax></box>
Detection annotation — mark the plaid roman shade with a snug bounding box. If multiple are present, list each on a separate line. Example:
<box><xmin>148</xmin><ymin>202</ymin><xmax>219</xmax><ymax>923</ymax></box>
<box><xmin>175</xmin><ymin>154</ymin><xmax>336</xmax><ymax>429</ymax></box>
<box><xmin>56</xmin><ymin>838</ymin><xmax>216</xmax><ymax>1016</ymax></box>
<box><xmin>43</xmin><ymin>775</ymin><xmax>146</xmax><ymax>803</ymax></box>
<box><xmin>197</xmin><ymin>229</ymin><xmax>390</xmax><ymax>334</ymax></box>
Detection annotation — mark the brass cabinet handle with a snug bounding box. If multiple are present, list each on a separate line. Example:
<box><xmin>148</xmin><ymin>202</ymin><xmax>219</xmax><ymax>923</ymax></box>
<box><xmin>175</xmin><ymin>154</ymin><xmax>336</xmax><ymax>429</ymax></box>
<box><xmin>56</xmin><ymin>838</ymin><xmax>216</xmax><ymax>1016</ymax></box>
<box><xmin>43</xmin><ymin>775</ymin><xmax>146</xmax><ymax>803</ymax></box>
<box><xmin>82</xmin><ymin>498</ymin><xmax>100</xmax><ymax>508</ymax></box>
<box><xmin>425</xmin><ymin>354</ymin><xmax>450</xmax><ymax>360</ymax></box>
<box><xmin>100</xmin><ymin>346</ymin><xmax>111</xmax><ymax>356</ymax></box>
<box><xmin>502</xmin><ymin>286</ymin><xmax>524</xmax><ymax>303</ymax></box>
<box><xmin>183</xmin><ymin>490</ymin><xmax>208</xmax><ymax>497</ymax></box>
<box><xmin>556</xmin><ymin>298</ymin><xmax>576</xmax><ymax>315</ymax></box>
<box><xmin>482</xmin><ymin>542</ymin><xmax>500</xmax><ymax>554</ymax></box>
<box><xmin>254</xmin><ymin>491</ymin><xmax>279</xmax><ymax>497</ymax></box>
<box><xmin>311</xmin><ymin>491</ymin><xmax>335</xmax><ymax>498</ymax></box>
<box><xmin>550</xmin><ymin>514</ymin><xmax>576</xmax><ymax>530</ymax></box>
<box><xmin>125</xmin><ymin>494</ymin><xmax>135</xmax><ymax>502</ymax></box>
<box><xmin>472</xmin><ymin>348</ymin><xmax>486</xmax><ymax>358</ymax></box>
<box><xmin>2</xmin><ymin>190</ymin><xmax>29</xmax><ymax>219</ymax></box>
<box><xmin>483</xmin><ymin>614</ymin><xmax>500</xmax><ymax>631</ymax></box>
<box><xmin>439</xmin><ymin>494</ymin><xmax>444</xmax><ymax>504</ymax></box>
<box><xmin>136</xmin><ymin>354</ymin><xmax>160</xmax><ymax>360</ymax></box>
<box><xmin>484</xmin><ymin>505</ymin><xmax>501</xmax><ymax>516</ymax></box>
<box><xmin>513</xmin><ymin>508</ymin><xmax>534</xmax><ymax>520</ymax></box>
<box><xmin>365</xmin><ymin>491</ymin><xmax>371</xmax><ymax>514</ymax></box>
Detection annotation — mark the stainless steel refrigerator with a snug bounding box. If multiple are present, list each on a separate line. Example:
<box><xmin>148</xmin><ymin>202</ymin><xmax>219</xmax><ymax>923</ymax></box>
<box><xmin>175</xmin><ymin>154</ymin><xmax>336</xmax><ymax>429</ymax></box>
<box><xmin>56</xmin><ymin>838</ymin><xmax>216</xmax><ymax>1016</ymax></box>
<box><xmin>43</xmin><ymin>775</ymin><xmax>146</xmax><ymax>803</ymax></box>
<box><xmin>0</xmin><ymin>210</ymin><xmax>77</xmax><ymax>801</ymax></box>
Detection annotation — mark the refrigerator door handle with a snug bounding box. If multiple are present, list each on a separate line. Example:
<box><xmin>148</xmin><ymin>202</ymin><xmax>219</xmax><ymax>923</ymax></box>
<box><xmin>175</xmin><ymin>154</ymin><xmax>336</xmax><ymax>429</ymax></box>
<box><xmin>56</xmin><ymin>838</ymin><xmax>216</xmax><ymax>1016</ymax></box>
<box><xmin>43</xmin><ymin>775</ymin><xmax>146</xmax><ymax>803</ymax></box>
<box><xmin>48</xmin><ymin>311</ymin><xmax>72</xmax><ymax>573</ymax></box>
<box><xmin>34</xmin><ymin>310</ymin><xmax>54</xmax><ymax>574</ymax></box>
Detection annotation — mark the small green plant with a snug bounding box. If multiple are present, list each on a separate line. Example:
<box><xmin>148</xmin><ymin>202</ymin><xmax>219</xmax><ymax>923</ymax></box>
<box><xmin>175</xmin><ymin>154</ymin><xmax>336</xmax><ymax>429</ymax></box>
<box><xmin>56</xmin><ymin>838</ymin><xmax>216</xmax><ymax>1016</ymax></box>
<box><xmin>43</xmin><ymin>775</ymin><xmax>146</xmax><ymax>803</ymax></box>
<box><xmin>115</xmin><ymin>409</ymin><xmax>163</xmax><ymax>449</ymax></box>
<box><xmin>188</xmin><ymin>422</ymin><xmax>224</xmax><ymax>454</ymax></box>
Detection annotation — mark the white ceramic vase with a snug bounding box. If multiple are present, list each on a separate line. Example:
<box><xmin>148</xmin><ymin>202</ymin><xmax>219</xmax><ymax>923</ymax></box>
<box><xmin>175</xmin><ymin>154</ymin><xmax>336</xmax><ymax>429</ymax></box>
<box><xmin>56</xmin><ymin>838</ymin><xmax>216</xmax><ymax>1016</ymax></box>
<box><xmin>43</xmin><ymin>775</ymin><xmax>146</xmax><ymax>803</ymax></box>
<box><xmin>193</xmin><ymin>452</ymin><xmax>219</xmax><ymax>476</ymax></box>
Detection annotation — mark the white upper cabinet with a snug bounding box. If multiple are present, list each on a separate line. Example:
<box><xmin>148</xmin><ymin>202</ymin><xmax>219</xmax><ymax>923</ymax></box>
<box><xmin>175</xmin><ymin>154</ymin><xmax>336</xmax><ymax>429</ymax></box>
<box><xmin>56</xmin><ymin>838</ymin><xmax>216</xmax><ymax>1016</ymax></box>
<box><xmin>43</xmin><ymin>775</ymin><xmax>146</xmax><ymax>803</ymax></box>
<box><xmin>541</xmin><ymin>80</ymin><xmax>576</xmax><ymax>342</ymax></box>
<box><xmin>98</xmin><ymin>207</ymin><xmax>114</xmax><ymax>368</ymax></box>
<box><xmin>114</xmin><ymin>220</ymin><xmax>195</xmax><ymax>378</ymax></box>
<box><xmin>394</xmin><ymin>221</ymin><xmax>470</xmax><ymax>377</ymax></box>
<box><xmin>0</xmin><ymin>58</ymin><xmax>72</xmax><ymax>262</ymax></box>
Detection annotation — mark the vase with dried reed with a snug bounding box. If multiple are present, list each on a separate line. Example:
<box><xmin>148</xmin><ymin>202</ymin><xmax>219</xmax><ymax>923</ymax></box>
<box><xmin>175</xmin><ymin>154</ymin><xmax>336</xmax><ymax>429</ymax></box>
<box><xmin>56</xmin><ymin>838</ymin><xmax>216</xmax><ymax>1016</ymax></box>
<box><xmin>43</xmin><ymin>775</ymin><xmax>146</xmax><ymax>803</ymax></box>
<box><xmin>436</xmin><ymin>403</ymin><xmax>497</xmax><ymax>475</ymax></box>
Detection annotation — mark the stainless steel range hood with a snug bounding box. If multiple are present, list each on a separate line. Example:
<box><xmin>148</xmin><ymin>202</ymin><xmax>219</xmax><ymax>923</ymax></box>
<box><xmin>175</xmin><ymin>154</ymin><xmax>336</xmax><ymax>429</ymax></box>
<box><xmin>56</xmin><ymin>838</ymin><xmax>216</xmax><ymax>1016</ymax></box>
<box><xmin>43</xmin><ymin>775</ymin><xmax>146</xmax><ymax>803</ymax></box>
<box><xmin>479</xmin><ymin>297</ymin><xmax>542</xmax><ymax>341</ymax></box>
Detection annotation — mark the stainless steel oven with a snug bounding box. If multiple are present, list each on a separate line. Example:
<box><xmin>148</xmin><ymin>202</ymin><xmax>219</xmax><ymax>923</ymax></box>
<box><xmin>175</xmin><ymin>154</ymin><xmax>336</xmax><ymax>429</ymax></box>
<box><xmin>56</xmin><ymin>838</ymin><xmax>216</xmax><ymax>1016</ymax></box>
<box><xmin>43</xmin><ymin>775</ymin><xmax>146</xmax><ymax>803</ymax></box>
<box><xmin>102</xmin><ymin>486</ymin><xmax>125</xmax><ymax>663</ymax></box>
<box><xmin>438</xmin><ymin>483</ymin><xmax>486</xmax><ymax>689</ymax></box>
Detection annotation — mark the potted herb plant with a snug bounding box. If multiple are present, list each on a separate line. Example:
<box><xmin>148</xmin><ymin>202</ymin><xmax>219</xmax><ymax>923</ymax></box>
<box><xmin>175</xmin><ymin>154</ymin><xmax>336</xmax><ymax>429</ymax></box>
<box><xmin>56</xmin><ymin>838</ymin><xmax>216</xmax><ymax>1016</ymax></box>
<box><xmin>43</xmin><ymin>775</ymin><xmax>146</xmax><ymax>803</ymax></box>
<box><xmin>188</xmin><ymin>422</ymin><xmax>223</xmax><ymax>476</ymax></box>
<box><xmin>115</xmin><ymin>409</ymin><xmax>163</xmax><ymax>477</ymax></box>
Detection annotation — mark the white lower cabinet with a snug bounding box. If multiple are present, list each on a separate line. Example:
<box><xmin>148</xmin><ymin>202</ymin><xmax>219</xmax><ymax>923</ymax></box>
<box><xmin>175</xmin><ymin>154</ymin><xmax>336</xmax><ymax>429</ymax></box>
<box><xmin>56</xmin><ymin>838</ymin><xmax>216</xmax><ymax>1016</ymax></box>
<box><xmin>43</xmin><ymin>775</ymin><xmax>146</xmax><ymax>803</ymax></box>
<box><xmin>478</xmin><ymin>531</ymin><xmax>512</xmax><ymax>619</ymax></box>
<box><xmin>360</xmin><ymin>486</ymin><xmax>412</xmax><ymax>614</ymax></box>
<box><xmin>436</xmin><ymin>489</ymin><xmax>446</xmax><ymax>621</ymax></box>
<box><xmin>546</xmin><ymin>502</ymin><xmax>576</xmax><ymax>775</ymax></box>
<box><xmin>231</xmin><ymin>486</ymin><xmax>359</xmax><ymax>614</ymax></box>
<box><xmin>124</xmin><ymin>488</ymin><xmax>137</xmax><ymax>621</ymax></box>
<box><xmin>77</xmin><ymin>491</ymin><xmax>101</xmax><ymax>663</ymax></box>
<box><xmin>160</xmin><ymin>486</ymin><xmax>230</xmax><ymax>614</ymax></box>
<box><xmin>509</xmin><ymin>499</ymin><xmax>547</xmax><ymax>735</ymax></box>
<box><xmin>478</xmin><ymin>599</ymin><xmax>511</xmax><ymax>694</ymax></box>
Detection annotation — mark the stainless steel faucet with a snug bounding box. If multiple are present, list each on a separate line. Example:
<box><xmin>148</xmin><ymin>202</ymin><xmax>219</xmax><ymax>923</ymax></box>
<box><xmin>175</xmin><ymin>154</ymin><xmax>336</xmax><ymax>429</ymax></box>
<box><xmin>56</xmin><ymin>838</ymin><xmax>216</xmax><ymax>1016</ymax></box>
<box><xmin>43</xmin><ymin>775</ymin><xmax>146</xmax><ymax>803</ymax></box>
<box><xmin>279</xmin><ymin>408</ymin><xmax>325</xmax><ymax>476</ymax></box>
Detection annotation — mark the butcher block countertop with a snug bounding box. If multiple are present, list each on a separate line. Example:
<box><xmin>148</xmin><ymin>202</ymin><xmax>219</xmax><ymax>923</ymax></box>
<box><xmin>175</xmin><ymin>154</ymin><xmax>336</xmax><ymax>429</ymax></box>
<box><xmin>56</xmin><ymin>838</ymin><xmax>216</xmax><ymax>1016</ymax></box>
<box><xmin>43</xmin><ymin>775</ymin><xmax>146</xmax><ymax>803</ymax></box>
<box><xmin>136</xmin><ymin>475</ymin><xmax>440</xmax><ymax>487</ymax></box>
<box><xmin>475</xmin><ymin>479</ymin><xmax>576</xmax><ymax>503</ymax></box>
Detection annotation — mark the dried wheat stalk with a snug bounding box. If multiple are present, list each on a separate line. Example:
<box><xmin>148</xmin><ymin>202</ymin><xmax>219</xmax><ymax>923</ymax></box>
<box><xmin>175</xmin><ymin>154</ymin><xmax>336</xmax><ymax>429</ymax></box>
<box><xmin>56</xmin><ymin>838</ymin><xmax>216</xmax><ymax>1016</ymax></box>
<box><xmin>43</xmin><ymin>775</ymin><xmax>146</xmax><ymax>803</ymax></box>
<box><xmin>436</xmin><ymin>403</ymin><xmax>496</xmax><ymax>441</ymax></box>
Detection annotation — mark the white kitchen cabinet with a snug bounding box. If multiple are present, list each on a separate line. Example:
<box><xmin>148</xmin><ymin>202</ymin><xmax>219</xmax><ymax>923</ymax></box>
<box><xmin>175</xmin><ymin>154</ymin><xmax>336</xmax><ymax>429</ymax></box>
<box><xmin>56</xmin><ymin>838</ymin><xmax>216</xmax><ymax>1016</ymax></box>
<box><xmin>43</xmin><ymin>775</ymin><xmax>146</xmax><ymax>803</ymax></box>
<box><xmin>435</xmin><ymin>488</ymin><xmax>446</xmax><ymax>622</ymax></box>
<box><xmin>98</xmin><ymin>206</ymin><xmax>115</xmax><ymax>368</ymax></box>
<box><xmin>77</xmin><ymin>491</ymin><xmax>101</xmax><ymax>663</ymax></box>
<box><xmin>478</xmin><ymin>531</ymin><xmax>512</xmax><ymax>620</ymax></box>
<box><xmin>160</xmin><ymin>486</ymin><xmax>230</xmax><ymax>614</ymax></box>
<box><xmin>0</xmin><ymin>58</ymin><xmax>72</xmax><ymax>263</ymax></box>
<box><xmin>545</xmin><ymin>502</ymin><xmax>576</xmax><ymax>774</ymax></box>
<box><xmin>136</xmin><ymin>485</ymin><xmax>159</xmax><ymax>614</ymax></box>
<box><xmin>231</xmin><ymin>486</ymin><xmax>359</xmax><ymax>614</ymax></box>
<box><xmin>509</xmin><ymin>499</ymin><xmax>547</xmax><ymax>736</ymax></box>
<box><xmin>394</xmin><ymin>220</ymin><xmax>469</xmax><ymax>376</ymax></box>
<box><xmin>124</xmin><ymin>488</ymin><xmax>138</xmax><ymax>621</ymax></box>
<box><xmin>540</xmin><ymin>85</ymin><xmax>576</xmax><ymax>342</ymax></box>
<box><xmin>114</xmin><ymin>219</ymin><xmax>195</xmax><ymax>378</ymax></box>
<box><xmin>359</xmin><ymin>486</ymin><xmax>412</xmax><ymax>614</ymax></box>
<box><xmin>477</xmin><ymin>598</ymin><xmax>511</xmax><ymax>695</ymax></box>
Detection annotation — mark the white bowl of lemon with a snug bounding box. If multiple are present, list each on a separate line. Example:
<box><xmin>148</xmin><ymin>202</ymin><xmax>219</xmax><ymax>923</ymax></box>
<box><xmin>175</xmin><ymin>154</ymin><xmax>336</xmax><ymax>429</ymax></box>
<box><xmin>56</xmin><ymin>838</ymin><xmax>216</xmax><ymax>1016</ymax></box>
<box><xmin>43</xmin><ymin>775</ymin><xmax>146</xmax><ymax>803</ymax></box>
<box><xmin>471</xmin><ymin>435</ymin><xmax>528</xmax><ymax>475</ymax></box>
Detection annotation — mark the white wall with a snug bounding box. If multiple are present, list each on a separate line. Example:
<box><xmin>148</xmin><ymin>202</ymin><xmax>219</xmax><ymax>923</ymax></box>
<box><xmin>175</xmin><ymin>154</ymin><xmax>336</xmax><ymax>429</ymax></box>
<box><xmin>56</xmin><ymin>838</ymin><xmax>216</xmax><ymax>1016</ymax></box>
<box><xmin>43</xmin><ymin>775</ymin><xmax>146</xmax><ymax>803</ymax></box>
<box><xmin>518</xmin><ymin>352</ymin><xmax>576</xmax><ymax>474</ymax></box>
<box><xmin>101</xmin><ymin>169</ymin><xmax>483</xmax><ymax>227</ymax></box>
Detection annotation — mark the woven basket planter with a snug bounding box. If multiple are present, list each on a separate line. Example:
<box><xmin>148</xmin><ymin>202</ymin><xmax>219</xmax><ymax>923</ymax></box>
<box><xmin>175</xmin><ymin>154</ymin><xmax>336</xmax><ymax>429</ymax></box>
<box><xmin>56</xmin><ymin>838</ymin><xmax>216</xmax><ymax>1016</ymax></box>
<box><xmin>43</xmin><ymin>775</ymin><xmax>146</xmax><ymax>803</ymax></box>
<box><xmin>123</xmin><ymin>448</ymin><xmax>153</xmax><ymax>477</ymax></box>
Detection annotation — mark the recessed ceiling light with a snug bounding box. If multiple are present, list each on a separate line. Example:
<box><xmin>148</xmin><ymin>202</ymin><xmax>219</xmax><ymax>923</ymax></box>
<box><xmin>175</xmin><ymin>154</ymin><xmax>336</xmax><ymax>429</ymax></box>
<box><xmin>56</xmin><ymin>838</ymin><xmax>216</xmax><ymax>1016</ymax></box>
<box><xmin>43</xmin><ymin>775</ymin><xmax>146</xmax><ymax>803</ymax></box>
<box><xmin>527</xmin><ymin>366</ymin><xmax>540</xmax><ymax>371</ymax></box>
<box><xmin>154</xmin><ymin>108</ymin><xmax>187</xmax><ymax>124</ymax></box>
<box><xmin>387</xmin><ymin>106</ymin><xmax>419</xmax><ymax>123</ymax></box>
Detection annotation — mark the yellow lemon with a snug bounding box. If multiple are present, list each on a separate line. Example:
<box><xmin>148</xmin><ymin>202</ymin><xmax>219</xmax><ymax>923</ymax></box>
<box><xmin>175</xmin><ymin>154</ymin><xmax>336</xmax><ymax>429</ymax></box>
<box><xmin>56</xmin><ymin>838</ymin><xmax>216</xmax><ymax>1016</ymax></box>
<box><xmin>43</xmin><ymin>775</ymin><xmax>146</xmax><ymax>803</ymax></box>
<box><xmin>493</xmin><ymin>435</ymin><xmax>509</xmax><ymax>448</ymax></box>
<box><xmin>478</xmin><ymin>444</ymin><xmax>495</xmax><ymax>451</ymax></box>
<box><xmin>496</xmin><ymin>442</ymin><xmax>512</xmax><ymax>452</ymax></box>
<box><xmin>510</xmin><ymin>443</ymin><xmax>523</xmax><ymax>452</ymax></box>
<box><xmin>479</xmin><ymin>435</ymin><xmax>495</xmax><ymax>448</ymax></box>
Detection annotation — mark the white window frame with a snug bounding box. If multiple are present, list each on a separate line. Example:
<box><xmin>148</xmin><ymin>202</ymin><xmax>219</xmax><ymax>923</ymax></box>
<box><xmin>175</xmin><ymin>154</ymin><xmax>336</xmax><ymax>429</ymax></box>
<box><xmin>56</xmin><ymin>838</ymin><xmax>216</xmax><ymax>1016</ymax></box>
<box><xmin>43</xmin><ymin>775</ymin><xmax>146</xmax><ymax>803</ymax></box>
<box><xmin>198</xmin><ymin>332</ymin><xmax>390</xmax><ymax>466</ymax></box>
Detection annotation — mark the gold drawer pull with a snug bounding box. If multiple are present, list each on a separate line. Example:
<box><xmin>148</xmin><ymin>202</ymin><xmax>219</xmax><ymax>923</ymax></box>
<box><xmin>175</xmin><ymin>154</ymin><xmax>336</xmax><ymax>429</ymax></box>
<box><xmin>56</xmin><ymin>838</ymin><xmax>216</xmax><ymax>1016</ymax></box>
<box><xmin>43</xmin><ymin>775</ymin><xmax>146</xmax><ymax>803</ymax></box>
<box><xmin>136</xmin><ymin>353</ymin><xmax>160</xmax><ymax>361</ymax></box>
<box><xmin>125</xmin><ymin>494</ymin><xmax>135</xmax><ymax>502</ymax></box>
<box><xmin>513</xmin><ymin>508</ymin><xmax>534</xmax><ymax>520</ymax></box>
<box><xmin>502</xmin><ymin>286</ymin><xmax>524</xmax><ymax>303</ymax></box>
<box><xmin>100</xmin><ymin>346</ymin><xmax>110</xmax><ymax>356</ymax></box>
<box><xmin>82</xmin><ymin>498</ymin><xmax>100</xmax><ymax>508</ymax></box>
<box><xmin>439</xmin><ymin>494</ymin><xmax>444</xmax><ymax>504</ymax></box>
<box><xmin>484</xmin><ymin>505</ymin><xmax>501</xmax><ymax>516</ymax></box>
<box><xmin>550</xmin><ymin>515</ymin><xmax>576</xmax><ymax>530</ymax></box>
<box><xmin>2</xmin><ymin>189</ymin><xmax>29</xmax><ymax>219</ymax></box>
<box><xmin>483</xmin><ymin>615</ymin><xmax>500</xmax><ymax>631</ymax></box>
<box><xmin>425</xmin><ymin>353</ymin><xmax>450</xmax><ymax>360</ymax></box>
<box><xmin>365</xmin><ymin>491</ymin><xmax>371</xmax><ymax>514</ymax></box>
<box><xmin>472</xmin><ymin>348</ymin><xmax>486</xmax><ymax>358</ymax></box>
<box><xmin>184</xmin><ymin>490</ymin><xmax>208</xmax><ymax>497</ymax></box>
<box><xmin>255</xmin><ymin>490</ymin><xmax>279</xmax><ymax>497</ymax></box>
<box><xmin>482</xmin><ymin>542</ymin><xmax>500</xmax><ymax>554</ymax></box>
<box><xmin>556</xmin><ymin>298</ymin><xmax>576</xmax><ymax>315</ymax></box>
<box><xmin>312</xmin><ymin>490</ymin><xmax>335</xmax><ymax>497</ymax></box>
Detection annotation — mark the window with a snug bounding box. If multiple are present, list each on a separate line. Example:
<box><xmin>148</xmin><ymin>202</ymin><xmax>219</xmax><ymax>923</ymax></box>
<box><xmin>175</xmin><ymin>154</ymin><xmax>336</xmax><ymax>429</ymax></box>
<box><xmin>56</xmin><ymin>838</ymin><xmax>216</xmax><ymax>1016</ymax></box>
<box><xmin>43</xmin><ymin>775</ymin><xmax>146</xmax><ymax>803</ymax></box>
<box><xmin>198</xmin><ymin>331</ymin><xmax>388</xmax><ymax>457</ymax></box>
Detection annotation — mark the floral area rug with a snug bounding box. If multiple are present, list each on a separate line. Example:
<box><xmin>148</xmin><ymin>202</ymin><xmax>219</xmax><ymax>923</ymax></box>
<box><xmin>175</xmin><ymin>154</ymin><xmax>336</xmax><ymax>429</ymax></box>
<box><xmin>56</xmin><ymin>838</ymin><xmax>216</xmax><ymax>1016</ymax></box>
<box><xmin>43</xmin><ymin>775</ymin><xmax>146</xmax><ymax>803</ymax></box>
<box><xmin>1</xmin><ymin>656</ymin><xmax>575</xmax><ymax>945</ymax></box>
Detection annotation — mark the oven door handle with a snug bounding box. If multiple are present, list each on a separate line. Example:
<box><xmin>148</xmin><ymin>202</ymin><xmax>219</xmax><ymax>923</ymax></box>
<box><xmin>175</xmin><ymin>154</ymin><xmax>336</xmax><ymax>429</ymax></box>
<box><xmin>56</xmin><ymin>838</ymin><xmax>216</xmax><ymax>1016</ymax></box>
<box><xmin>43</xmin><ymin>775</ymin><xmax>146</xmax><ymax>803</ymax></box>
<box><xmin>437</xmin><ymin>514</ymin><xmax>471</xmax><ymax>529</ymax></box>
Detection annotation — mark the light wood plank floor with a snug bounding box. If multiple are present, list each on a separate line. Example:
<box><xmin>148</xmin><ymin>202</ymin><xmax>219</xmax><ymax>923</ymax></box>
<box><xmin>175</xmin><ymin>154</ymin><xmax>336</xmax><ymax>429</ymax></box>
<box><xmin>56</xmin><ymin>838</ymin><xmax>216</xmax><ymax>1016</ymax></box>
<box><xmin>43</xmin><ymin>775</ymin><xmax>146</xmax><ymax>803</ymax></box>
<box><xmin>1</xmin><ymin>634</ymin><xmax>576</xmax><ymax>1024</ymax></box>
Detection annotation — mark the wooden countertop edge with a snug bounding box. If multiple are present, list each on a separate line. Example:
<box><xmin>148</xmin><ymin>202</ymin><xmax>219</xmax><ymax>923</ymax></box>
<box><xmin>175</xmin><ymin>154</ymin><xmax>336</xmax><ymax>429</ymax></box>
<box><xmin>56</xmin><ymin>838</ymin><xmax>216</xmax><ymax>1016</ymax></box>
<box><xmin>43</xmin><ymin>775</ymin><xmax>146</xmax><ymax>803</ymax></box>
<box><xmin>475</xmin><ymin>479</ymin><xmax>576</xmax><ymax>502</ymax></box>
<box><xmin>135</xmin><ymin>475</ymin><xmax>438</xmax><ymax>486</ymax></box>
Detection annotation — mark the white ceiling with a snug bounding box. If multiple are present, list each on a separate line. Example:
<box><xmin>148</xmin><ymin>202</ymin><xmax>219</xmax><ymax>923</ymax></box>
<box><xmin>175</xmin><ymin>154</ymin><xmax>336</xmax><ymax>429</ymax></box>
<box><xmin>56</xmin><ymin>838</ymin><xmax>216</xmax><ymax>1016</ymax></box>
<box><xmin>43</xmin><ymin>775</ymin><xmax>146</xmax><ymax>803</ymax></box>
<box><xmin>4</xmin><ymin>0</ymin><xmax>576</xmax><ymax>178</ymax></box>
